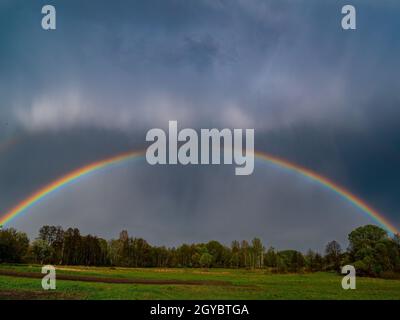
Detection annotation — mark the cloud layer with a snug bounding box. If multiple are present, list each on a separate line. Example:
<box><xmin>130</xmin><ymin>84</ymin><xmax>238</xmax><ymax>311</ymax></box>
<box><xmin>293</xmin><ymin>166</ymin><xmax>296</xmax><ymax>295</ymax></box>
<box><xmin>1</xmin><ymin>0</ymin><xmax>399</xmax><ymax>250</ymax></box>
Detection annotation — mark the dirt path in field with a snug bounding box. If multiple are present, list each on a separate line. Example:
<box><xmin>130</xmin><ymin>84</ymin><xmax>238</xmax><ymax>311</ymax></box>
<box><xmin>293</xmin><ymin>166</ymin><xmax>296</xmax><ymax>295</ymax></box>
<box><xmin>0</xmin><ymin>269</ymin><xmax>231</xmax><ymax>286</ymax></box>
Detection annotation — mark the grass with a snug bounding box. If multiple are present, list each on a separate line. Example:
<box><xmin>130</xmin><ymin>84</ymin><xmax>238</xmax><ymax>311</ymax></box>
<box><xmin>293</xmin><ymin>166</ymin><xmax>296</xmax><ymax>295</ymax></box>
<box><xmin>0</xmin><ymin>264</ymin><xmax>399</xmax><ymax>300</ymax></box>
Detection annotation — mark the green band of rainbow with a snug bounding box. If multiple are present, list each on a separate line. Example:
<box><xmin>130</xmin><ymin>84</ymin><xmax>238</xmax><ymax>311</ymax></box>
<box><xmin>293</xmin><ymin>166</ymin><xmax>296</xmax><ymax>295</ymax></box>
<box><xmin>0</xmin><ymin>149</ymin><xmax>398</xmax><ymax>235</ymax></box>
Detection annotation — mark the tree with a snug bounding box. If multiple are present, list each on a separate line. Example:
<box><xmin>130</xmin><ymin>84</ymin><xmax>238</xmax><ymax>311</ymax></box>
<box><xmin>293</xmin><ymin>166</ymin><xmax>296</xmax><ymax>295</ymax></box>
<box><xmin>32</xmin><ymin>239</ymin><xmax>53</xmax><ymax>264</ymax></box>
<box><xmin>314</xmin><ymin>253</ymin><xmax>323</xmax><ymax>271</ymax></box>
<box><xmin>240</xmin><ymin>240</ymin><xmax>250</xmax><ymax>268</ymax></box>
<box><xmin>348</xmin><ymin>225</ymin><xmax>387</xmax><ymax>255</ymax></box>
<box><xmin>264</xmin><ymin>247</ymin><xmax>277</xmax><ymax>268</ymax></box>
<box><xmin>278</xmin><ymin>250</ymin><xmax>304</xmax><ymax>272</ymax></box>
<box><xmin>131</xmin><ymin>237</ymin><xmax>151</xmax><ymax>267</ymax></box>
<box><xmin>324</xmin><ymin>240</ymin><xmax>342</xmax><ymax>271</ymax></box>
<box><xmin>393</xmin><ymin>234</ymin><xmax>400</xmax><ymax>247</ymax></box>
<box><xmin>230</xmin><ymin>240</ymin><xmax>240</xmax><ymax>268</ymax></box>
<box><xmin>199</xmin><ymin>252</ymin><xmax>213</xmax><ymax>268</ymax></box>
<box><xmin>276</xmin><ymin>254</ymin><xmax>288</xmax><ymax>273</ymax></box>
<box><xmin>3</xmin><ymin>223</ymin><xmax>400</xmax><ymax>275</ymax></box>
<box><xmin>0</xmin><ymin>228</ymin><xmax>29</xmax><ymax>263</ymax></box>
<box><xmin>38</xmin><ymin>225</ymin><xmax>64</xmax><ymax>264</ymax></box>
<box><xmin>292</xmin><ymin>251</ymin><xmax>305</xmax><ymax>272</ymax></box>
<box><xmin>206</xmin><ymin>241</ymin><xmax>225</xmax><ymax>267</ymax></box>
<box><xmin>348</xmin><ymin>225</ymin><xmax>390</xmax><ymax>276</ymax></box>
<box><xmin>177</xmin><ymin>243</ymin><xmax>192</xmax><ymax>267</ymax></box>
<box><xmin>251</xmin><ymin>238</ymin><xmax>264</xmax><ymax>268</ymax></box>
<box><xmin>62</xmin><ymin>228</ymin><xmax>82</xmax><ymax>265</ymax></box>
<box><xmin>305</xmin><ymin>249</ymin><xmax>317</xmax><ymax>272</ymax></box>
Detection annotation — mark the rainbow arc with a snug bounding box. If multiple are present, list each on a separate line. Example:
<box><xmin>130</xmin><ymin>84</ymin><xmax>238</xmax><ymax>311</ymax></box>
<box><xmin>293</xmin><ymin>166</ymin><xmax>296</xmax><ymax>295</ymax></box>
<box><xmin>0</xmin><ymin>149</ymin><xmax>398</xmax><ymax>235</ymax></box>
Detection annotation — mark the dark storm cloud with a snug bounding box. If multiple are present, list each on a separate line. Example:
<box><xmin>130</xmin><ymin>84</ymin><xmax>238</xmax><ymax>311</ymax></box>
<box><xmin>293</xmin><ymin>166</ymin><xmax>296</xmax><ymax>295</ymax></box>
<box><xmin>1</xmin><ymin>0</ymin><xmax>399</xmax><ymax>249</ymax></box>
<box><xmin>2</xmin><ymin>0</ymin><xmax>399</xmax><ymax>132</ymax></box>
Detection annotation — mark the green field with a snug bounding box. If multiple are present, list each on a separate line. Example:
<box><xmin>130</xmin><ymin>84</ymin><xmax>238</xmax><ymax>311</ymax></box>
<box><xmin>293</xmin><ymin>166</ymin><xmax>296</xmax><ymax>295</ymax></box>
<box><xmin>0</xmin><ymin>264</ymin><xmax>399</xmax><ymax>300</ymax></box>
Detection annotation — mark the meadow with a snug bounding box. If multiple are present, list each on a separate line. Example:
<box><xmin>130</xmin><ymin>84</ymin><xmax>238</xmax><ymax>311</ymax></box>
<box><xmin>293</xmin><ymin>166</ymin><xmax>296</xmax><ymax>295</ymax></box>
<box><xmin>0</xmin><ymin>264</ymin><xmax>399</xmax><ymax>300</ymax></box>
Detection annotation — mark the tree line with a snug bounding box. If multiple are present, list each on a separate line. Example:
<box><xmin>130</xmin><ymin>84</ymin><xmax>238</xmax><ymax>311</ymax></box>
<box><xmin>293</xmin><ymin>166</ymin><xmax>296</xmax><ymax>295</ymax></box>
<box><xmin>1</xmin><ymin>224</ymin><xmax>400</xmax><ymax>277</ymax></box>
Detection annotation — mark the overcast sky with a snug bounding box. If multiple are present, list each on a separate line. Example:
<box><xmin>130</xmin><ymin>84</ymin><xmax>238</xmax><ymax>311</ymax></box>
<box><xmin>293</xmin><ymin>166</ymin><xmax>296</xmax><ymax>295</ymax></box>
<box><xmin>0</xmin><ymin>0</ymin><xmax>399</xmax><ymax>252</ymax></box>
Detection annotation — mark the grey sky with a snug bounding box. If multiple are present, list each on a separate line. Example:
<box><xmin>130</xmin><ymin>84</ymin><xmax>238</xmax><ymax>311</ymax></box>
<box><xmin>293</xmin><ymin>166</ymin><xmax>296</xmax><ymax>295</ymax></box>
<box><xmin>0</xmin><ymin>0</ymin><xmax>399</xmax><ymax>252</ymax></box>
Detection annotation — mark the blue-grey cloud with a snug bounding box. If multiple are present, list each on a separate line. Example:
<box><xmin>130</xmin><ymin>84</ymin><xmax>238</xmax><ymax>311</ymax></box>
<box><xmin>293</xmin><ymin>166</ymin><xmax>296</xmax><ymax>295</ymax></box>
<box><xmin>1</xmin><ymin>0</ymin><xmax>399</xmax><ymax>250</ymax></box>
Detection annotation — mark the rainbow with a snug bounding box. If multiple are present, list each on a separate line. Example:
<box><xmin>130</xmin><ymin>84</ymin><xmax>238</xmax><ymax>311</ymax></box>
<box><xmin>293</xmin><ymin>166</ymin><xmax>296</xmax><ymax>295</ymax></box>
<box><xmin>254</xmin><ymin>151</ymin><xmax>398</xmax><ymax>235</ymax></box>
<box><xmin>0</xmin><ymin>150</ymin><xmax>144</xmax><ymax>226</ymax></box>
<box><xmin>0</xmin><ymin>149</ymin><xmax>398</xmax><ymax>235</ymax></box>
